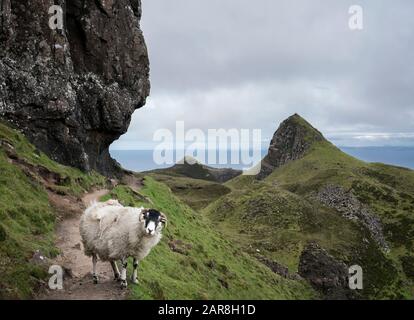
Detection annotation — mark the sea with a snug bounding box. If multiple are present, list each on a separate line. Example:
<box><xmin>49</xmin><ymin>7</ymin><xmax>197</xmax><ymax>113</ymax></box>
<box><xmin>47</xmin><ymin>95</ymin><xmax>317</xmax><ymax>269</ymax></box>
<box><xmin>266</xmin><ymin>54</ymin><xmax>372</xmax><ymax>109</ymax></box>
<box><xmin>110</xmin><ymin>147</ymin><xmax>414</xmax><ymax>173</ymax></box>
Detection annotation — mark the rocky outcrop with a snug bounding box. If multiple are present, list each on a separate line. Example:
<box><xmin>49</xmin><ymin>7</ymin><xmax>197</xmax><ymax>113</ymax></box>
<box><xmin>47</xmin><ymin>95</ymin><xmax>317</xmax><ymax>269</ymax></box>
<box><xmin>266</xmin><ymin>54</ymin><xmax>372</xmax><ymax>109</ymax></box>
<box><xmin>168</xmin><ymin>239</ymin><xmax>193</xmax><ymax>256</ymax></box>
<box><xmin>257</xmin><ymin>114</ymin><xmax>325</xmax><ymax>179</ymax></box>
<box><xmin>256</xmin><ymin>255</ymin><xmax>301</xmax><ymax>280</ymax></box>
<box><xmin>298</xmin><ymin>242</ymin><xmax>354</xmax><ymax>300</ymax></box>
<box><xmin>316</xmin><ymin>185</ymin><xmax>389</xmax><ymax>251</ymax></box>
<box><xmin>0</xmin><ymin>0</ymin><xmax>150</xmax><ymax>176</ymax></box>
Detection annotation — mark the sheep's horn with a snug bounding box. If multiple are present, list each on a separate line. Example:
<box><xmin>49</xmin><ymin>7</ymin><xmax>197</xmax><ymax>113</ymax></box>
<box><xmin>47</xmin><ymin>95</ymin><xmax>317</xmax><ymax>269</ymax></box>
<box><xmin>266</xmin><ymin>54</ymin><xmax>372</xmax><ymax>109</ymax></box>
<box><xmin>160</xmin><ymin>213</ymin><xmax>167</xmax><ymax>227</ymax></box>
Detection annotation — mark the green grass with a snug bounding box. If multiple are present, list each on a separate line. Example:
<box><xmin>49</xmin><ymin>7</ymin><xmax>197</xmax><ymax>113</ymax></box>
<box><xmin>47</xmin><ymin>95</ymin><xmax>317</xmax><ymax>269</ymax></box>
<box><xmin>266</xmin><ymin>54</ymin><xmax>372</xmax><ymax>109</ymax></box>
<box><xmin>101</xmin><ymin>177</ymin><xmax>316</xmax><ymax>300</ymax></box>
<box><xmin>147</xmin><ymin>173</ymin><xmax>232</xmax><ymax>210</ymax></box>
<box><xmin>0</xmin><ymin>122</ymin><xmax>106</xmax><ymax>196</ymax></box>
<box><xmin>0</xmin><ymin>150</ymin><xmax>58</xmax><ymax>298</ymax></box>
<box><xmin>206</xmin><ymin>140</ymin><xmax>414</xmax><ymax>299</ymax></box>
<box><xmin>205</xmin><ymin>180</ymin><xmax>367</xmax><ymax>276</ymax></box>
<box><xmin>0</xmin><ymin>122</ymin><xmax>106</xmax><ymax>299</ymax></box>
<box><xmin>268</xmin><ymin>141</ymin><xmax>414</xmax><ymax>259</ymax></box>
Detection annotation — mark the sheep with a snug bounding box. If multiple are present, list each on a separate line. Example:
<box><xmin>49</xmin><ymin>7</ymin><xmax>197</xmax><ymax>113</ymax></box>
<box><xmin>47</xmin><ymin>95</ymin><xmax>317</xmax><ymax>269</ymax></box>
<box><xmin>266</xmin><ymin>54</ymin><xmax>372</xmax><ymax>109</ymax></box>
<box><xmin>79</xmin><ymin>200</ymin><xmax>167</xmax><ymax>288</ymax></box>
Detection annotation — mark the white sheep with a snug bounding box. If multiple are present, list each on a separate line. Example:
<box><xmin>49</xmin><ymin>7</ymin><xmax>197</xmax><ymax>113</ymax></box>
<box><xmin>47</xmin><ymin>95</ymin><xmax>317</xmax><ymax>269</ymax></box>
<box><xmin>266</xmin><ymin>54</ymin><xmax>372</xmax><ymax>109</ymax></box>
<box><xmin>79</xmin><ymin>200</ymin><xmax>167</xmax><ymax>288</ymax></box>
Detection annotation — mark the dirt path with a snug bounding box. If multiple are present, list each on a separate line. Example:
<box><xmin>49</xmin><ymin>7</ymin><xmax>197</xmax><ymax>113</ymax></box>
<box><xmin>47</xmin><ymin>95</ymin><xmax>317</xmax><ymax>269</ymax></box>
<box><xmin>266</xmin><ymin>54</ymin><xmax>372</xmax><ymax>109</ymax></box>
<box><xmin>37</xmin><ymin>189</ymin><xmax>127</xmax><ymax>300</ymax></box>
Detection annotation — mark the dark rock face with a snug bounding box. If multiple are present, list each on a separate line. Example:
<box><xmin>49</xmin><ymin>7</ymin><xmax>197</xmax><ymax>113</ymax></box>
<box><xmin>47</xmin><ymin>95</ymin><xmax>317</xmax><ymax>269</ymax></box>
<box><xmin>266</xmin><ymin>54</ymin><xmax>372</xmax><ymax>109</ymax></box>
<box><xmin>316</xmin><ymin>185</ymin><xmax>389</xmax><ymax>251</ymax></box>
<box><xmin>257</xmin><ymin>255</ymin><xmax>290</xmax><ymax>278</ymax></box>
<box><xmin>257</xmin><ymin>114</ymin><xmax>324</xmax><ymax>180</ymax></box>
<box><xmin>256</xmin><ymin>255</ymin><xmax>301</xmax><ymax>280</ymax></box>
<box><xmin>0</xmin><ymin>0</ymin><xmax>150</xmax><ymax>176</ymax></box>
<box><xmin>298</xmin><ymin>242</ymin><xmax>354</xmax><ymax>300</ymax></box>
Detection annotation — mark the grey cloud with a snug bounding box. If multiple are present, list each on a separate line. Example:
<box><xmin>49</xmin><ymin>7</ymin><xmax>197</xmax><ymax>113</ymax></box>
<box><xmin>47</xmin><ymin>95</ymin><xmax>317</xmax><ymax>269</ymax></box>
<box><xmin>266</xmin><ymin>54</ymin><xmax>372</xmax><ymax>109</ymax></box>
<box><xmin>112</xmin><ymin>0</ymin><xmax>414</xmax><ymax>150</ymax></box>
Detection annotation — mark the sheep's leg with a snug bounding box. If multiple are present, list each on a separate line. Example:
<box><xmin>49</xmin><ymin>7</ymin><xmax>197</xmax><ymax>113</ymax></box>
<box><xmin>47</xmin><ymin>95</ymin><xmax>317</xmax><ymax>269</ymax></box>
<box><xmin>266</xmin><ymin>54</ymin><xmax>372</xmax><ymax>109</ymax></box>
<box><xmin>120</xmin><ymin>258</ymin><xmax>128</xmax><ymax>289</ymax></box>
<box><xmin>131</xmin><ymin>258</ymin><xmax>139</xmax><ymax>284</ymax></box>
<box><xmin>110</xmin><ymin>261</ymin><xmax>120</xmax><ymax>281</ymax></box>
<box><xmin>92</xmin><ymin>254</ymin><xmax>98</xmax><ymax>284</ymax></box>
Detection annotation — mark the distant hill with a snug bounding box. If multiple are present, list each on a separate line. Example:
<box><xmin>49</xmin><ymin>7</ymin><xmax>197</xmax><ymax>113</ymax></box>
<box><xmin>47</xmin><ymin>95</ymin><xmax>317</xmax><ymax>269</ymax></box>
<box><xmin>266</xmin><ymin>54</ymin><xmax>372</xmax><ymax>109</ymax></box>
<box><xmin>148</xmin><ymin>156</ymin><xmax>242</xmax><ymax>183</ymax></box>
<box><xmin>146</xmin><ymin>157</ymin><xmax>241</xmax><ymax>210</ymax></box>
<box><xmin>206</xmin><ymin>114</ymin><xmax>414</xmax><ymax>299</ymax></box>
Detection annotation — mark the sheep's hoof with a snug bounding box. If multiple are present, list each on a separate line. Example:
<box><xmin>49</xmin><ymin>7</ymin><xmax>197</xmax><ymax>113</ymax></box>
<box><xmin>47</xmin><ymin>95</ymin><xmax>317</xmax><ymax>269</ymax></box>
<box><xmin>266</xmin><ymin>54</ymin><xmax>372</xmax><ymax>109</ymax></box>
<box><xmin>120</xmin><ymin>280</ymin><xmax>128</xmax><ymax>289</ymax></box>
<box><xmin>93</xmin><ymin>275</ymin><xmax>98</xmax><ymax>284</ymax></box>
<box><xmin>131</xmin><ymin>278</ymin><xmax>139</xmax><ymax>285</ymax></box>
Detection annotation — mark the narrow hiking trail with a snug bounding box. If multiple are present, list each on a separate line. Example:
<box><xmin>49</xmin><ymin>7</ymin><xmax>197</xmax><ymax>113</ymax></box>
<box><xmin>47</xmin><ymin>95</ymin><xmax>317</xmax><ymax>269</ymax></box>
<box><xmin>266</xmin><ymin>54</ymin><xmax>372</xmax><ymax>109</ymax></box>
<box><xmin>37</xmin><ymin>189</ymin><xmax>127</xmax><ymax>300</ymax></box>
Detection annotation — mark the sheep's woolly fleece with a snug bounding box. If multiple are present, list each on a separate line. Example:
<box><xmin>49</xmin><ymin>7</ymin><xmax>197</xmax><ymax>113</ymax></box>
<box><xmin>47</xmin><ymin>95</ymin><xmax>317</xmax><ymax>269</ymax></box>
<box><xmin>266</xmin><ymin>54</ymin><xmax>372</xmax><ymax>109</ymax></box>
<box><xmin>80</xmin><ymin>200</ymin><xmax>163</xmax><ymax>262</ymax></box>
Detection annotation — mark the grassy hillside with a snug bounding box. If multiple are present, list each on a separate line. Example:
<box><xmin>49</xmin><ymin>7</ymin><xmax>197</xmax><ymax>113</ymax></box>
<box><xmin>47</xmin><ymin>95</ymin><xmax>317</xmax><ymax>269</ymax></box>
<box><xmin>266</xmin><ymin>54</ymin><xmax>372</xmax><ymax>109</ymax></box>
<box><xmin>147</xmin><ymin>173</ymin><xmax>232</xmax><ymax>210</ymax></box>
<box><xmin>267</xmin><ymin>140</ymin><xmax>414</xmax><ymax>256</ymax></box>
<box><xmin>206</xmin><ymin>139</ymin><xmax>414</xmax><ymax>299</ymax></box>
<box><xmin>0</xmin><ymin>122</ymin><xmax>106</xmax><ymax>299</ymax></box>
<box><xmin>100</xmin><ymin>177</ymin><xmax>316</xmax><ymax>300</ymax></box>
<box><xmin>146</xmin><ymin>157</ymin><xmax>243</xmax><ymax>210</ymax></box>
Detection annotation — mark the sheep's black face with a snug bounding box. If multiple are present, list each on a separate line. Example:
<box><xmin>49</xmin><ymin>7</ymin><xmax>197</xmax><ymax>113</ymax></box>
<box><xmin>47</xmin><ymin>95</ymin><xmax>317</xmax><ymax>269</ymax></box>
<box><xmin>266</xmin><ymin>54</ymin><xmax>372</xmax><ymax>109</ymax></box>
<box><xmin>141</xmin><ymin>209</ymin><xmax>166</xmax><ymax>236</ymax></box>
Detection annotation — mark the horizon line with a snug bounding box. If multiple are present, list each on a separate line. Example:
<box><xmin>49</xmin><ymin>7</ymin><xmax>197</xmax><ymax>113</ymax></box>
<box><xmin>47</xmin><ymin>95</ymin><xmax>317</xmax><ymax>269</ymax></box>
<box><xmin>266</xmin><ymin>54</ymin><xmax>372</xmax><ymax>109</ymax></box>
<box><xmin>110</xmin><ymin>145</ymin><xmax>414</xmax><ymax>151</ymax></box>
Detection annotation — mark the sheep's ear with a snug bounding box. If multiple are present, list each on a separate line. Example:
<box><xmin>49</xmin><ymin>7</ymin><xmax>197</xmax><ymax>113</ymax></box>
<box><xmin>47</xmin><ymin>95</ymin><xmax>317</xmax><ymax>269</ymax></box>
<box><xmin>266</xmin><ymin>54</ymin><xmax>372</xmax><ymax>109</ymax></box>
<box><xmin>160</xmin><ymin>213</ymin><xmax>167</xmax><ymax>228</ymax></box>
<box><xmin>139</xmin><ymin>209</ymin><xmax>148</xmax><ymax>222</ymax></box>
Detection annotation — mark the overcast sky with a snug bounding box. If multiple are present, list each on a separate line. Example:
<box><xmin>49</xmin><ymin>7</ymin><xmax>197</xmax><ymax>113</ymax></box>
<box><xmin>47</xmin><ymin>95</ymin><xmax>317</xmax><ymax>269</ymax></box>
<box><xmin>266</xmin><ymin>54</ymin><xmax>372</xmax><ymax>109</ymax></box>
<box><xmin>111</xmin><ymin>0</ymin><xmax>414</xmax><ymax>150</ymax></box>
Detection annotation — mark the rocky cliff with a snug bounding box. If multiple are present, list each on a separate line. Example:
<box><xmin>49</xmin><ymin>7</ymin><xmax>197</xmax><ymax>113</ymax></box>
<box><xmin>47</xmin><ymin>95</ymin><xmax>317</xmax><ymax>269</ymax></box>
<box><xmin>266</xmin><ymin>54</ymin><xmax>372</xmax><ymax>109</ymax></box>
<box><xmin>298</xmin><ymin>242</ymin><xmax>355</xmax><ymax>300</ymax></box>
<box><xmin>0</xmin><ymin>0</ymin><xmax>150</xmax><ymax>176</ymax></box>
<box><xmin>257</xmin><ymin>114</ymin><xmax>325</xmax><ymax>179</ymax></box>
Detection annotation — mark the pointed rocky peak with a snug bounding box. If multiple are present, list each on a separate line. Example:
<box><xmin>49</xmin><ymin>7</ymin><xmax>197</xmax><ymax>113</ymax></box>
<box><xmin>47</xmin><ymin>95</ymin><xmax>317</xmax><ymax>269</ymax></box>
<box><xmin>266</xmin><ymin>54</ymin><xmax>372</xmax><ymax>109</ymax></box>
<box><xmin>257</xmin><ymin>114</ymin><xmax>326</xmax><ymax>179</ymax></box>
<box><xmin>282</xmin><ymin>113</ymin><xmax>325</xmax><ymax>143</ymax></box>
